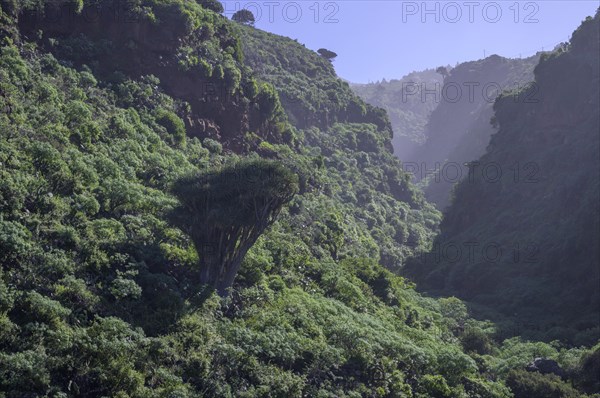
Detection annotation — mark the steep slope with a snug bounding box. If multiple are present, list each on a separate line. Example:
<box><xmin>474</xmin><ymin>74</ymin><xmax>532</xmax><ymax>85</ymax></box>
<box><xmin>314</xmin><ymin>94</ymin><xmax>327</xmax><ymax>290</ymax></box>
<box><xmin>407</xmin><ymin>12</ymin><xmax>600</xmax><ymax>345</ymax></box>
<box><xmin>413</xmin><ymin>55</ymin><xmax>539</xmax><ymax>168</ymax></box>
<box><xmin>0</xmin><ymin>1</ymin><xmax>497</xmax><ymax>396</ymax></box>
<box><xmin>351</xmin><ymin>70</ymin><xmax>443</xmax><ymax>160</ymax></box>
<box><xmin>354</xmin><ymin>55</ymin><xmax>539</xmax><ymax>209</ymax></box>
<box><xmin>0</xmin><ymin>1</ymin><xmax>598</xmax><ymax>397</ymax></box>
<box><xmin>237</xmin><ymin>25</ymin><xmax>439</xmax><ymax>269</ymax></box>
<box><xmin>239</xmin><ymin>26</ymin><xmax>392</xmax><ymax>141</ymax></box>
<box><xmin>11</xmin><ymin>0</ymin><xmax>292</xmax><ymax>151</ymax></box>
<box><xmin>416</xmin><ymin>54</ymin><xmax>540</xmax><ymax>208</ymax></box>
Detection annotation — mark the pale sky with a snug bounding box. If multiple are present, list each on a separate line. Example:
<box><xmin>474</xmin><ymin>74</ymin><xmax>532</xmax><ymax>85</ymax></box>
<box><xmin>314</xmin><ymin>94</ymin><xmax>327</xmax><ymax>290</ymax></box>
<box><xmin>222</xmin><ymin>0</ymin><xmax>600</xmax><ymax>82</ymax></box>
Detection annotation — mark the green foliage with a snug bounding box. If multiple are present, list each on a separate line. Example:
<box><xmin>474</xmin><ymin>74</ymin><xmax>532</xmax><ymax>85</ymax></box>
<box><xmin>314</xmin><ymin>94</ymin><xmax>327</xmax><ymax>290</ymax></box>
<box><xmin>197</xmin><ymin>0</ymin><xmax>224</xmax><ymax>13</ymax></box>
<box><xmin>317</xmin><ymin>48</ymin><xmax>338</xmax><ymax>61</ymax></box>
<box><xmin>351</xmin><ymin>70</ymin><xmax>443</xmax><ymax>158</ymax></box>
<box><xmin>0</xmin><ymin>220</ymin><xmax>31</xmax><ymax>262</ymax></box>
<box><xmin>409</xmin><ymin>11</ymin><xmax>600</xmax><ymax>342</ymax></box>
<box><xmin>0</xmin><ymin>349</ymin><xmax>51</xmax><ymax>394</ymax></box>
<box><xmin>155</xmin><ymin>108</ymin><xmax>186</xmax><ymax>147</ymax></box>
<box><xmin>203</xmin><ymin>137</ymin><xmax>223</xmax><ymax>154</ymax></box>
<box><xmin>506</xmin><ymin>370</ymin><xmax>579</xmax><ymax>398</ymax></box>
<box><xmin>232</xmin><ymin>9</ymin><xmax>256</xmax><ymax>26</ymax></box>
<box><xmin>22</xmin><ymin>291</ymin><xmax>71</xmax><ymax>326</ymax></box>
<box><xmin>574</xmin><ymin>346</ymin><xmax>600</xmax><ymax>394</ymax></box>
<box><xmin>420</xmin><ymin>374</ymin><xmax>452</xmax><ymax>397</ymax></box>
<box><xmin>0</xmin><ymin>5</ymin><xmax>596</xmax><ymax>398</ymax></box>
<box><xmin>171</xmin><ymin>159</ymin><xmax>298</xmax><ymax>293</ymax></box>
<box><xmin>239</xmin><ymin>26</ymin><xmax>391</xmax><ymax>134</ymax></box>
<box><xmin>110</xmin><ymin>277</ymin><xmax>143</xmax><ymax>300</ymax></box>
<box><xmin>461</xmin><ymin>327</ymin><xmax>493</xmax><ymax>355</ymax></box>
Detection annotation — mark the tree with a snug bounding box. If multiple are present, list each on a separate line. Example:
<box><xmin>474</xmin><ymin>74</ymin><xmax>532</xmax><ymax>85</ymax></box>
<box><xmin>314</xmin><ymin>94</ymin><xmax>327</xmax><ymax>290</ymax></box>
<box><xmin>317</xmin><ymin>48</ymin><xmax>338</xmax><ymax>61</ymax></box>
<box><xmin>232</xmin><ymin>9</ymin><xmax>255</xmax><ymax>26</ymax></box>
<box><xmin>170</xmin><ymin>159</ymin><xmax>298</xmax><ymax>295</ymax></box>
<box><xmin>155</xmin><ymin>109</ymin><xmax>186</xmax><ymax>147</ymax></box>
<box><xmin>436</xmin><ymin>66</ymin><xmax>449</xmax><ymax>79</ymax></box>
<box><xmin>506</xmin><ymin>370</ymin><xmax>579</xmax><ymax>398</ymax></box>
<box><xmin>197</xmin><ymin>0</ymin><xmax>224</xmax><ymax>13</ymax></box>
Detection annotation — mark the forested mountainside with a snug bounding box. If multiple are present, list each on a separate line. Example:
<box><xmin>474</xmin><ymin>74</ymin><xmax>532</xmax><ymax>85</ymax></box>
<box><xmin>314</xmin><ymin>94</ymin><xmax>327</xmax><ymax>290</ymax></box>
<box><xmin>238</xmin><ymin>25</ymin><xmax>437</xmax><ymax>269</ymax></box>
<box><xmin>239</xmin><ymin>27</ymin><xmax>393</xmax><ymax>136</ymax></box>
<box><xmin>353</xmin><ymin>55</ymin><xmax>539</xmax><ymax>209</ymax></box>
<box><xmin>0</xmin><ymin>1</ymin><xmax>598</xmax><ymax>397</ymax></box>
<box><xmin>414</xmin><ymin>54</ymin><xmax>540</xmax><ymax>209</ymax></box>
<box><xmin>407</xmin><ymin>11</ymin><xmax>600</xmax><ymax>348</ymax></box>
<box><xmin>351</xmin><ymin>70</ymin><xmax>443</xmax><ymax>160</ymax></box>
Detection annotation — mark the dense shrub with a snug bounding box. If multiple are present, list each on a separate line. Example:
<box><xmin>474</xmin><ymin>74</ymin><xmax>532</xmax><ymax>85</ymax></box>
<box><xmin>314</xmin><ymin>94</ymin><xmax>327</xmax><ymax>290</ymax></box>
<box><xmin>506</xmin><ymin>370</ymin><xmax>579</xmax><ymax>398</ymax></box>
<box><xmin>155</xmin><ymin>109</ymin><xmax>186</xmax><ymax>147</ymax></box>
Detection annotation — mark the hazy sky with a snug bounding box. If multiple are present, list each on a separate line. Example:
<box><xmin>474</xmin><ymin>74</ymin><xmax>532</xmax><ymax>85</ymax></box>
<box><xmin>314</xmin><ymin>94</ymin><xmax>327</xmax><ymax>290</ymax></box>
<box><xmin>222</xmin><ymin>1</ymin><xmax>599</xmax><ymax>83</ymax></box>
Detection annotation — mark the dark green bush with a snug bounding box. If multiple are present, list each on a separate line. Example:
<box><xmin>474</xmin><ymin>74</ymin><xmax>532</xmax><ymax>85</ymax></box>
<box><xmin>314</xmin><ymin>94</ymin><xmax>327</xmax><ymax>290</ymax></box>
<box><xmin>506</xmin><ymin>369</ymin><xmax>580</xmax><ymax>398</ymax></box>
<box><xmin>156</xmin><ymin>109</ymin><xmax>186</xmax><ymax>147</ymax></box>
<box><xmin>461</xmin><ymin>327</ymin><xmax>493</xmax><ymax>355</ymax></box>
<box><xmin>197</xmin><ymin>0</ymin><xmax>224</xmax><ymax>13</ymax></box>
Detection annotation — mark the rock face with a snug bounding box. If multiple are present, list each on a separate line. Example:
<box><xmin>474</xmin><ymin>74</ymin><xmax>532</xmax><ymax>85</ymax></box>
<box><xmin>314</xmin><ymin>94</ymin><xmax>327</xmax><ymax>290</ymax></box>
<box><xmin>13</xmin><ymin>1</ymin><xmax>273</xmax><ymax>151</ymax></box>
<box><xmin>526</xmin><ymin>358</ymin><xmax>566</xmax><ymax>379</ymax></box>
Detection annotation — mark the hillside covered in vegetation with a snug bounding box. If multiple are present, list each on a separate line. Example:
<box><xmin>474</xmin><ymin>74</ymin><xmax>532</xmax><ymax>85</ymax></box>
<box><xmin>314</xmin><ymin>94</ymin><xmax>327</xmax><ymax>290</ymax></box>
<box><xmin>353</xmin><ymin>55</ymin><xmax>540</xmax><ymax>209</ymax></box>
<box><xmin>351</xmin><ymin>70</ymin><xmax>443</xmax><ymax>161</ymax></box>
<box><xmin>413</xmin><ymin>54</ymin><xmax>540</xmax><ymax>209</ymax></box>
<box><xmin>0</xmin><ymin>1</ymin><xmax>598</xmax><ymax>397</ymax></box>
<box><xmin>408</xmin><ymin>11</ymin><xmax>600</xmax><ymax>348</ymax></box>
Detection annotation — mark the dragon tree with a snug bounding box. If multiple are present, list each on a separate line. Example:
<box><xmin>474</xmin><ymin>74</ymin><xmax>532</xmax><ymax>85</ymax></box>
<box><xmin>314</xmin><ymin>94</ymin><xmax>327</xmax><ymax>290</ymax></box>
<box><xmin>171</xmin><ymin>159</ymin><xmax>298</xmax><ymax>295</ymax></box>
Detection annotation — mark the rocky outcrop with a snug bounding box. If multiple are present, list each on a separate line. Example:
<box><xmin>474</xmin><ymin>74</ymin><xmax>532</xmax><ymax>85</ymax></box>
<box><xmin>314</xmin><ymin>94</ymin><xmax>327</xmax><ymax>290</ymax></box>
<box><xmin>526</xmin><ymin>358</ymin><xmax>566</xmax><ymax>379</ymax></box>
<box><xmin>14</xmin><ymin>1</ymin><xmax>264</xmax><ymax>151</ymax></box>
